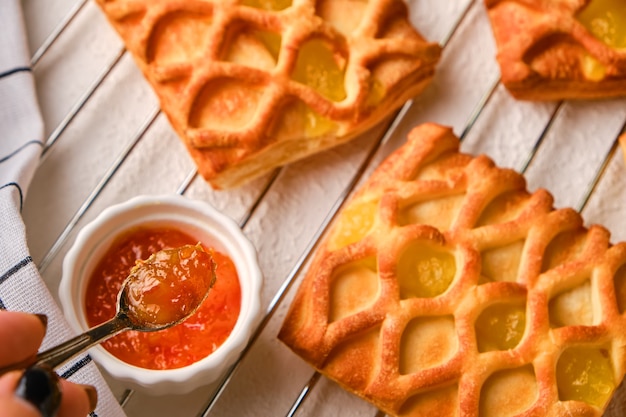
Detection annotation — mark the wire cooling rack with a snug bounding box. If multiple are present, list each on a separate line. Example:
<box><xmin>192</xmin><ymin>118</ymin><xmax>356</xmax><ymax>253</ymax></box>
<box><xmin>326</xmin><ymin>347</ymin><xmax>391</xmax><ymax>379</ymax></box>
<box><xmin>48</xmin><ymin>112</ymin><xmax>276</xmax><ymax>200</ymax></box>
<box><xmin>21</xmin><ymin>0</ymin><xmax>626</xmax><ymax>416</ymax></box>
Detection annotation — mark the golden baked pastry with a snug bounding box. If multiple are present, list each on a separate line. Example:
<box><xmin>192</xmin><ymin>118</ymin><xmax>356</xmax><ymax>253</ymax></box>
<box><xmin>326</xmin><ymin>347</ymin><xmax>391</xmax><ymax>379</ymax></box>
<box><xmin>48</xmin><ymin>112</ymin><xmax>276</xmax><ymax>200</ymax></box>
<box><xmin>94</xmin><ymin>0</ymin><xmax>441</xmax><ymax>189</ymax></box>
<box><xmin>484</xmin><ymin>0</ymin><xmax>626</xmax><ymax>100</ymax></box>
<box><xmin>279</xmin><ymin>122</ymin><xmax>626</xmax><ymax>416</ymax></box>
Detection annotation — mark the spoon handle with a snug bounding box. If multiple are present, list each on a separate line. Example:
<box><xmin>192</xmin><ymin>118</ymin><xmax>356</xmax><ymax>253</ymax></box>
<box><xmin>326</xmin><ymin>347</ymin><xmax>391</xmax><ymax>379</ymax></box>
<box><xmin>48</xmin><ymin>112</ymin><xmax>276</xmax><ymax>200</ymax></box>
<box><xmin>0</xmin><ymin>315</ymin><xmax>131</xmax><ymax>376</ymax></box>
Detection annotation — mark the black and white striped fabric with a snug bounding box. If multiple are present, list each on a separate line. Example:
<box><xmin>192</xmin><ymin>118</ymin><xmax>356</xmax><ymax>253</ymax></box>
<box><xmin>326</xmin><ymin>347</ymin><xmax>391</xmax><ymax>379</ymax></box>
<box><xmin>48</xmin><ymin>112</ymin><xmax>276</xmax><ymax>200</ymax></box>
<box><xmin>0</xmin><ymin>1</ymin><xmax>125</xmax><ymax>416</ymax></box>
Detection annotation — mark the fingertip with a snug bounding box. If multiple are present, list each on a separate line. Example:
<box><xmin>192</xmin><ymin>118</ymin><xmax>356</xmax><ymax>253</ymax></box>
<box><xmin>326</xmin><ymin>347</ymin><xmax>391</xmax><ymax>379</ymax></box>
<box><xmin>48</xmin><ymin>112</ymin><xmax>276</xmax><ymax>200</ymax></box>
<box><xmin>82</xmin><ymin>384</ymin><xmax>98</xmax><ymax>412</ymax></box>
<box><xmin>15</xmin><ymin>366</ymin><xmax>61</xmax><ymax>417</ymax></box>
<box><xmin>58</xmin><ymin>379</ymin><xmax>98</xmax><ymax>416</ymax></box>
<box><xmin>0</xmin><ymin>368</ymin><xmax>61</xmax><ymax>417</ymax></box>
<box><xmin>0</xmin><ymin>396</ymin><xmax>41</xmax><ymax>417</ymax></box>
<box><xmin>0</xmin><ymin>371</ymin><xmax>40</xmax><ymax>416</ymax></box>
<box><xmin>0</xmin><ymin>311</ymin><xmax>47</xmax><ymax>367</ymax></box>
<box><xmin>1</xmin><ymin>369</ymin><xmax>99</xmax><ymax>417</ymax></box>
<box><xmin>0</xmin><ymin>310</ymin><xmax>47</xmax><ymax>330</ymax></box>
<box><xmin>0</xmin><ymin>370</ymin><xmax>22</xmax><ymax>393</ymax></box>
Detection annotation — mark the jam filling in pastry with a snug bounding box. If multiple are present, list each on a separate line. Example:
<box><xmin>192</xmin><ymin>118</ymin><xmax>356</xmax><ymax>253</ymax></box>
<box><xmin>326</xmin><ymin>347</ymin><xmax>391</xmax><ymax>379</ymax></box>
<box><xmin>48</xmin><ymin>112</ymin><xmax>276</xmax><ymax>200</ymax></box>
<box><xmin>279</xmin><ymin>122</ymin><xmax>626</xmax><ymax>416</ymax></box>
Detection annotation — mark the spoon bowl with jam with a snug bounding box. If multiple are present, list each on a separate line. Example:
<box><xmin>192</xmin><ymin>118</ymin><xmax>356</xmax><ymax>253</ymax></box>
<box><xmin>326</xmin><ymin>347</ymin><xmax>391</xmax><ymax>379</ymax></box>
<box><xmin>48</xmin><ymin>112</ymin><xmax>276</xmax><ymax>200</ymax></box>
<box><xmin>0</xmin><ymin>244</ymin><xmax>216</xmax><ymax>375</ymax></box>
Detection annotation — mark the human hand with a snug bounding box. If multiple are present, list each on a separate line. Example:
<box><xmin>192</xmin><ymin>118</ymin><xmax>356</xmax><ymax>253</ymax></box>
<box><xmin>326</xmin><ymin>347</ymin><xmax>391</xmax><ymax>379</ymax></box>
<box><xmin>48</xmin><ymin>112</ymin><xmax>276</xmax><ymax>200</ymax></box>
<box><xmin>0</xmin><ymin>311</ymin><xmax>97</xmax><ymax>417</ymax></box>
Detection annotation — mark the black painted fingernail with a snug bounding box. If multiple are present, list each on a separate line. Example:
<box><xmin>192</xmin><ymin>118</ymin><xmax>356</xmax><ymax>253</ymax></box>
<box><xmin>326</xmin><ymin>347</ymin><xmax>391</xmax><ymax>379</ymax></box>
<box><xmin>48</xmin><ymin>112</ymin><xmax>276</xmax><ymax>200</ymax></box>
<box><xmin>15</xmin><ymin>365</ymin><xmax>61</xmax><ymax>417</ymax></box>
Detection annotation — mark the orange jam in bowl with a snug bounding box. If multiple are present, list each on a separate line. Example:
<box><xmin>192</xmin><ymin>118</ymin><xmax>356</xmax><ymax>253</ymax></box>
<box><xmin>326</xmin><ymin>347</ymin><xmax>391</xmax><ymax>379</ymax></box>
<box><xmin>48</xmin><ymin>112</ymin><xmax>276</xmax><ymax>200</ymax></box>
<box><xmin>59</xmin><ymin>195</ymin><xmax>263</xmax><ymax>395</ymax></box>
<box><xmin>85</xmin><ymin>226</ymin><xmax>242</xmax><ymax>370</ymax></box>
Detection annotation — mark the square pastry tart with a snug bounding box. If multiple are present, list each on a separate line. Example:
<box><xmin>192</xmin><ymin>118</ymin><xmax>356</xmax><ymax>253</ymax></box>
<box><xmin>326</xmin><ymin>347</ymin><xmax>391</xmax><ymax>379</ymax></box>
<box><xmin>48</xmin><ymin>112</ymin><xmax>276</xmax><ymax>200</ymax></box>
<box><xmin>484</xmin><ymin>0</ymin><xmax>626</xmax><ymax>100</ymax></box>
<box><xmin>279</xmin><ymin>123</ymin><xmax>626</xmax><ymax>416</ymax></box>
<box><xmin>94</xmin><ymin>0</ymin><xmax>441</xmax><ymax>189</ymax></box>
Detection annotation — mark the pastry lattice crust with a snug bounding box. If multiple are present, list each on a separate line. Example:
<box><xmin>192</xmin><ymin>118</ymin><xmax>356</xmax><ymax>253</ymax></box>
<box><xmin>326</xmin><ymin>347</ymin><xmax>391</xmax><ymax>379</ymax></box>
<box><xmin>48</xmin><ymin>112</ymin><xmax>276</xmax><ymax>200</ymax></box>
<box><xmin>485</xmin><ymin>0</ymin><xmax>626</xmax><ymax>100</ymax></box>
<box><xmin>95</xmin><ymin>0</ymin><xmax>441</xmax><ymax>189</ymax></box>
<box><xmin>279</xmin><ymin>123</ymin><xmax>626</xmax><ymax>416</ymax></box>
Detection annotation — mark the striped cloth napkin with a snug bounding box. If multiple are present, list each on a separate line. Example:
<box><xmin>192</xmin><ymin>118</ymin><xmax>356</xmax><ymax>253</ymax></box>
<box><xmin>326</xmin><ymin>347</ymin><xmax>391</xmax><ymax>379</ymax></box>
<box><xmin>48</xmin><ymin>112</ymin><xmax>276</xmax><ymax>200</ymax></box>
<box><xmin>0</xmin><ymin>1</ymin><xmax>126</xmax><ymax>416</ymax></box>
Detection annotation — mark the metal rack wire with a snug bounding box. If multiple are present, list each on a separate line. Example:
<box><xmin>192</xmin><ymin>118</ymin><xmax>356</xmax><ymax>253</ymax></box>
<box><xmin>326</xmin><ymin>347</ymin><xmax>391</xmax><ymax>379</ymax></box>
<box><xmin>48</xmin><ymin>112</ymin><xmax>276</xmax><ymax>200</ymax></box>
<box><xmin>27</xmin><ymin>1</ymin><xmax>626</xmax><ymax>416</ymax></box>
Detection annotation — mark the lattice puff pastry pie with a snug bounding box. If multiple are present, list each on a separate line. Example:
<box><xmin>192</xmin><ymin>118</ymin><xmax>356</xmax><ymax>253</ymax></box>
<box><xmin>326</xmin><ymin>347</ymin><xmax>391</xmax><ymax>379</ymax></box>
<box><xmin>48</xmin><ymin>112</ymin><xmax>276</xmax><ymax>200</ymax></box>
<box><xmin>485</xmin><ymin>0</ymin><xmax>626</xmax><ymax>100</ymax></box>
<box><xmin>94</xmin><ymin>0</ymin><xmax>441</xmax><ymax>189</ymax></box>
<box><xmin>279</xmin><ymin>123</ymin><xmax>626</xmax><ymax>416</ymax></box>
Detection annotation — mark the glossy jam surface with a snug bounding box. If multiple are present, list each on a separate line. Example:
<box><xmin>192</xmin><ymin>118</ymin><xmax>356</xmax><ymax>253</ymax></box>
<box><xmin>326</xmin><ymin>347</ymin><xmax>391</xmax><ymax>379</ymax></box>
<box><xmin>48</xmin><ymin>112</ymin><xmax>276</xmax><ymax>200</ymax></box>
<box><xmin>292</xmin><ymin>38</ymin><xmax>347</xmax><ymax>102</ymax></box>
<box><xmin>302</xmin><ymin>104</ymin><xmax>336</xmax><ymax>138</ymax></box>
<box><xmin>123</xmin><ymin>244</ymin><xmax>215</xmax><ymax>328</ymax></box>
<box><xmin>255</xmin><ymin>30</ymin><xmax>282</xmax><ymax>62</ymax></box>
<box><xmin>577</xmin><ymin>0</ymin><xmax>626</xmax><ymax>49</ymax></box>
<box><xmin>330</xmin><ymin>199</ymin><xmax>379</xmax><ymax>250</ymax></box>
<box><xmin>475</xmin><ymin>303</ymin><xmax>526</xmax><ymax>352</ymax></box>
<box><xmin>397</xmin><ymin>245</ymin><xmax>456</xmax><ymax>298</ymax></box>
<box><xmin>581</xmin><ymin>54</ymin><xmax>607</xmax><ymax>81</ymax></box>
<box><xmin>85</xmin><ymin>226</ymin><xmax>241</xmax><ymax>370</ymax></box>
<box><xmin>366</xmin><ymin>78</ymin><xmax>385</xmax><ymax>106</ymax></box>
<box><xmin>556</xmin><ymin>346</ymin><xmax>615</xmax><ymax>407</ymax></box>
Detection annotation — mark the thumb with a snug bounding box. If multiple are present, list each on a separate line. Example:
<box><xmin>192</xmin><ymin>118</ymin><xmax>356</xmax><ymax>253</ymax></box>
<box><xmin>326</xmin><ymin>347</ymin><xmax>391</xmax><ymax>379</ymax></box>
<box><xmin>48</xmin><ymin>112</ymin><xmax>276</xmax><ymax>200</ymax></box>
<box><xmin>0</xmin><ymin>370</ymin><xmax>43</xmax><ymax>417</ymax></box>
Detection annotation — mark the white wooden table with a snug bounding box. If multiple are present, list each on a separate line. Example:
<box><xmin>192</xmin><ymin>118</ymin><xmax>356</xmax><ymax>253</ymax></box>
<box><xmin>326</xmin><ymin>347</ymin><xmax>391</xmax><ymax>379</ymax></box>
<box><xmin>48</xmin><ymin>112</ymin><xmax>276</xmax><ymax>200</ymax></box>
<box><xmin>20</xmin><ymin>0</ymin><xmax>626</xmax><ymax>416</ymax></box>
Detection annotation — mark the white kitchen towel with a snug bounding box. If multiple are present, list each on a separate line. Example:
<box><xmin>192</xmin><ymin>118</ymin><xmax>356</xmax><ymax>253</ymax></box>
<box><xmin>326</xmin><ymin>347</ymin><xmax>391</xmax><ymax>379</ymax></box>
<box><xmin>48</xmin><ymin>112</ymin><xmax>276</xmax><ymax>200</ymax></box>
<box><xmin>0</xmin><ymin>1</ymin><xmax>126</xmax><ymax>416</ymax></box>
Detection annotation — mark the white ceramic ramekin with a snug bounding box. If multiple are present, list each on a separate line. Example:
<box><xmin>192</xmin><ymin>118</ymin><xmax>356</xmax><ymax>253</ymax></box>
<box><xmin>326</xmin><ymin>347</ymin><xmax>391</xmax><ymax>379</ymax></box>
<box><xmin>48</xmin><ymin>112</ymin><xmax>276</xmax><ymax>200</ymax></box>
<box><xmin>59</xmin><ymin>194</ymin><xmax>263</xmax><ymax>395</ymax></box>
